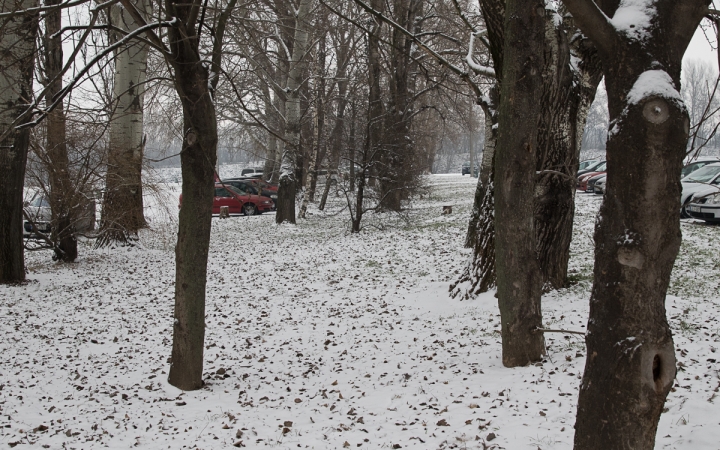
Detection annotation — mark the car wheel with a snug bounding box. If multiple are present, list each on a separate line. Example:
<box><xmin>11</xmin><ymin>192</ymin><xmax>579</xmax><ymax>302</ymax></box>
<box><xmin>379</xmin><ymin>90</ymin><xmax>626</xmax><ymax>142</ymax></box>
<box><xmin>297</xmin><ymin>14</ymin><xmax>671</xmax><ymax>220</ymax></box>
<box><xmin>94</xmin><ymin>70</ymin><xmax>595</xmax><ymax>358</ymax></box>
<box><xmin>243</xmin><ymin>203</ymin><xmax>256</xmax><ymax>216</ymax></box>
<box><xmin>681</xmin><ymin>199</ymin><xmax>691</xmax><ymax>219</ymax></box>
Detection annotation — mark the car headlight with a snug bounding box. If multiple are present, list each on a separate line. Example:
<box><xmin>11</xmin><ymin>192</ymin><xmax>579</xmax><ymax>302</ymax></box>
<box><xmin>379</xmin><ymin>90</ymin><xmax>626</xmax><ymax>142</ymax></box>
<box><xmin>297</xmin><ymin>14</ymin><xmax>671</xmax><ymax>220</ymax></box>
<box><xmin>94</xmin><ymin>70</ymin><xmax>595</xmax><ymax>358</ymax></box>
<box><xmin>707</xmin><ymin>193</ymin><xmax>720</xmax><ymax>204</ymax></box>
<box><xmin>271</xmin><ymin>195</ymin><xmax>277</xmax><ymax>199</ymax></box>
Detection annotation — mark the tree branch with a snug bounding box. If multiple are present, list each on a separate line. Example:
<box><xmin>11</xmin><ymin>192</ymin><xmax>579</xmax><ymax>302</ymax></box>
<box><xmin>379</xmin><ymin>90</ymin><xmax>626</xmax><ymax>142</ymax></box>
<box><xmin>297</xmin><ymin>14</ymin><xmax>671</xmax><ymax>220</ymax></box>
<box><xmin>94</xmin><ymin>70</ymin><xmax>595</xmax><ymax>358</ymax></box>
<box><xmin>560</xmin><ymin>0</ymin><xmax>617</xmax><ymax>56</ymax></box>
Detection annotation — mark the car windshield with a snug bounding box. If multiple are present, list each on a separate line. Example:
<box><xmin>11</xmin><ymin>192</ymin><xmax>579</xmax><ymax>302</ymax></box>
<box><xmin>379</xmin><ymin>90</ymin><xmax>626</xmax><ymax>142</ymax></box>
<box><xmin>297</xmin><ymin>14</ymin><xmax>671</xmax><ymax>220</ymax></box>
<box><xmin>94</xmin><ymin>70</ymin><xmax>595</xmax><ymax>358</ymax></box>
<box><xmin>584</xmin><ymin>160</ymin><xmax>605</xmax><ymax>172</ymax></box>
<box><xmin>591</xmin><ymin>162</ymin><xmax>606</xmax><ymax>172</ymax></box>
<box><xmin>683</xmin><ymin>165</ymin><xmax>720</xmax><ymax>183</ymax></box>
<box><xmin>579</xmin><ymin>160</ymin><xmax>597</xmax><ymax>170</ymax></box>
<box><xmin>30</xmin><ymin>194</ymin><xmax>49</xmax><ymax>207</ymax></box>
<box><xmin>226</xmin><ymin>185</ymin><xmax>247</xmax><ymax>195</ymax></box>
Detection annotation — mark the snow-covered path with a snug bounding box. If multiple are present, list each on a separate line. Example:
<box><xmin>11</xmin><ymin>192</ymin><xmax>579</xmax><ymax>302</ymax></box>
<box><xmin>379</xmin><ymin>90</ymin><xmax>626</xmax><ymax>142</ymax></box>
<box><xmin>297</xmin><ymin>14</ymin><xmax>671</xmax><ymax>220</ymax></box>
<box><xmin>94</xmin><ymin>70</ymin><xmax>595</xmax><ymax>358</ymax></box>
<box><xmin>1</xmin><ymin>175</ymin><xmax>718</xmax><ymax>449</ymax></box>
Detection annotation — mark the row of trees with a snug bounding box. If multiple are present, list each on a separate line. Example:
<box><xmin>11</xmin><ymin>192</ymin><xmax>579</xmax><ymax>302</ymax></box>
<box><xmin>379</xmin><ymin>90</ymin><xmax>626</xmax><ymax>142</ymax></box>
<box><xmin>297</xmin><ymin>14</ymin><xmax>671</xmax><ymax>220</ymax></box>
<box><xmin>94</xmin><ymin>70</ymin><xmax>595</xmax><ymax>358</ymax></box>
<box><xmin>1</xmin><ymin>0</ymin><xmax>718</xmax><ymax>448</ymax></box>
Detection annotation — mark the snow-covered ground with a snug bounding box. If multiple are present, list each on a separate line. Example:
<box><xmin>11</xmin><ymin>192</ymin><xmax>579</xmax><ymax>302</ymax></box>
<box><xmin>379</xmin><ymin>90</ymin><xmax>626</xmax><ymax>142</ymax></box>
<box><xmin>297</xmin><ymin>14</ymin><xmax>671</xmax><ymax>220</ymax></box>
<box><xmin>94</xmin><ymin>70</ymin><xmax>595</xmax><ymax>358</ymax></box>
<box><xmin>2</xmin><ymin>174</ymin><xmax>719</xmax><ymax>449</ymax></box>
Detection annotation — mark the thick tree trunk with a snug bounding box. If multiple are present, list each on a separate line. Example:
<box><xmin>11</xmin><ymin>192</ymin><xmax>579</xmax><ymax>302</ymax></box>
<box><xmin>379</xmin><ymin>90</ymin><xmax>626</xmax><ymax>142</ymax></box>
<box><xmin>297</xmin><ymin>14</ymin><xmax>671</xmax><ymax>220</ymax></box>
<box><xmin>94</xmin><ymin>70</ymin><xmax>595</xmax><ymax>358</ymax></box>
<box><xmin>563</xmin><ymin>1</ymin><xmax>709</xmax><ymax>447</ymax></box>
<box><xmin>45</xmin><ymin>0</ymin><xmax>77</xmax><ymax>262</ymax></box>
<box><xmin>493</xmin><ymin>0</ymin><xmax>545</xmax><ymax>367</ymax></box>
<box><xmin>0</xmin><ymin>0</ymin><xmax>38</xmax><ymax>283</ymax></box>
<box><xmin>378</xmin><ymin>0</ymin><xmax>419</xmax><ymax>211</ymax></box>
<box><xmin>98</xmin><ymin>0</ymin><xmax>151</xmax><ymax>246</ymax></box>
<box><xmin>164</xmin><ymin>0</ymin><xmax>218</xmax><ymax>391</ymax></box>
<box><xmin>534</xmin><ymin>11</ymin><xmax>602</xmax><ymax>290</ymax></box>
<box><xmin>276</xmin><ymin>0</ymin><xmax>312</xmax><ymax>224</ymax></box>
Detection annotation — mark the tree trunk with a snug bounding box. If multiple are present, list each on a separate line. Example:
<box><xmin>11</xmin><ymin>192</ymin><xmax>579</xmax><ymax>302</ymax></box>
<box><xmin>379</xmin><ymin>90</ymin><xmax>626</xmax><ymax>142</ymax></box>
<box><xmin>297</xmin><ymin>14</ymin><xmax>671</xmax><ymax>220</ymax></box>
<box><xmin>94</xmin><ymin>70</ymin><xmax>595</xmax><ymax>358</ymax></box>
<box><xmin>0</xmin><ymin>0</ymin><xmax>38</xmax><ymax>283</ymax></box>
<box><xmin>44</xmin><ymin>0</ymin><xmax>77</xmax><ymax>262</ymax></box>
<box><xmin>493</xmin><ymin>0</ymin><xmax>545</xmax><ymax>367</ymax></box>
<box><xmin>276</xmin><ymin>0</ymin><xmax>312</xmax><ymax>224</ymax></box>
<box><xmin>163</xmin><ymin>0</ymin><xmax>219</xmax><ymax>391</ymax></box>
<box><xmin>533</xmin><ymin>10</ymin><xmax>602</xmax><ymax>290</ymax></box>
<box><xmin>300</xmin><ymin>34</ymin><xmax>327</xmax><ymax>219</ymax></box>
<box><xmin>452</xmin><ymin>99</ymin><xmax>497</xmax><ymax>298</ymax></box>
<box><xmin>319</xmin><ymin>76</ymin><xmax>348</xmax><ymax>211</ymax></box>
<box><xmin>561</xmin><ymin>0</ymin><xmax>709</xmax><ymax>447</ymax></box>
<box><xmin>98</xmin><ymin>0</ymin><xmax>151</xmax><ymax>247</ymax></box>
<box><xmin>378</xmin><ymin>0</ymin><xmax>419</xmax><ymax>211</ymax></box>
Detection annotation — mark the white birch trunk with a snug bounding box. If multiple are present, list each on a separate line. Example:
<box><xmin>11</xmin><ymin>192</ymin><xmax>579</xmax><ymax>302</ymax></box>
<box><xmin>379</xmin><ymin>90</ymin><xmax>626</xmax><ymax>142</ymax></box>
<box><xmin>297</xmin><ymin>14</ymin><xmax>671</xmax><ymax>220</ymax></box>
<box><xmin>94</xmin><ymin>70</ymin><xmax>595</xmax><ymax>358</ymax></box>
<box><xmin>276</xmin><ymin>0</ymin><xmax>313</xmax><ymax>224</ymax></box>
<box><xmin>99</xmin><ymin>0</ymin><xmax>151</xmax><ymax>244</ymax></box>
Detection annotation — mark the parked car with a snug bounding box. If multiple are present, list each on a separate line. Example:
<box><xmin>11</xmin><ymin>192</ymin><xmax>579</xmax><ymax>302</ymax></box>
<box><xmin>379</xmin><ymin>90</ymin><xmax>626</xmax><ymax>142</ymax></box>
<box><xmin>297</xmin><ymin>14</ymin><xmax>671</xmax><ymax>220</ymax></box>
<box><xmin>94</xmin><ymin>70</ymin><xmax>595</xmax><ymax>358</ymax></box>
<box><xmin>680</xmin><ymin>162</ymin><xmax>720</xmax><ymax>217</ymax></box>
<box><xmin>23</xmin><ymin>192</ymin><xmax>52</xmax><ymax>237</ymax></box>
<box><xmin>578</xmin><ymin>159</ymin><xmax>600</xmax><ymax>172</ymax></box>
<box><xmin>240</xmin><ymin>177</ymin><xmax>278</xmax><ymax>192</ymax></box>
<box><xmin>577</xmin><ymin>160</ymin><xmax>606</xmax><ymax>177</ymax></box>
<box><xmin>179</xmin><ymin>184</ymin><xmax>275</xmax><ymax>216</ymax></box>
<box><xmin>577</xmin><ymin>161</ymin><xmax>607</xmax><ymax>191</ymax></box>
<box><xmin>686</xmin><ymin>186</ymin><xmax>720</xmax><ymax>223</ymax></box>
<box><xmin>221</xmin><ymin>179</ymin><xmax>277</xmax><ymax>209</ymax></box>
<box><xmin>592</xmin><ymin>175</ymin><xmax>607</xmax><ymax>194</ymax></box>
<box><xmin>240</xmin><ymin>167</ymin><xmax>264</xmax><ymax>178</ymax></box>
<box><xmin>585</xmin><ymin>173</ymin><xmax>607</xmax><ymax>193</ymax></box>
<box><xmin>462</xmin><ymin>162</ymin><xmax>478</xmax><ymax>177</ymax></box>
<box><xmin>681</xmin><ymin>157</ymin><xmax>720</xmax><ymax>178</ymax></box>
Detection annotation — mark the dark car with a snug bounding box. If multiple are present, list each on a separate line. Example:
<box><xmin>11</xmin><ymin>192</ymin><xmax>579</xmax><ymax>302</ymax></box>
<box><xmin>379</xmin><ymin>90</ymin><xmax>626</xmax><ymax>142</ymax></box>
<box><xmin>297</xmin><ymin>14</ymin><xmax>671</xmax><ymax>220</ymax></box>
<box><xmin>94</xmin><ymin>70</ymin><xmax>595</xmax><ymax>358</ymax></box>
<box><xmin>221</xmin><ymin>179</ymin><xmax>277</xmax><ymax>208</ymax></box>
<box><xmin>462</xmin><ymin>162</ymin><xmax>478</xmax><ymax>177</ymax></box>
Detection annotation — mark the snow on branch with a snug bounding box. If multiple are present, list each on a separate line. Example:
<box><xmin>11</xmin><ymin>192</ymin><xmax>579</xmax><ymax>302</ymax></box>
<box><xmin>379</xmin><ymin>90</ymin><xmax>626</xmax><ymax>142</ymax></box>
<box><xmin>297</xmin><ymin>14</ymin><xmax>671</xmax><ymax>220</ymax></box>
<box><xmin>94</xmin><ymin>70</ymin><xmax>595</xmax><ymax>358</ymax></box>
<box><xmin>466</xmin><ymin>33</ymin><xmax>495</xmax><ymax>78</ymax></box>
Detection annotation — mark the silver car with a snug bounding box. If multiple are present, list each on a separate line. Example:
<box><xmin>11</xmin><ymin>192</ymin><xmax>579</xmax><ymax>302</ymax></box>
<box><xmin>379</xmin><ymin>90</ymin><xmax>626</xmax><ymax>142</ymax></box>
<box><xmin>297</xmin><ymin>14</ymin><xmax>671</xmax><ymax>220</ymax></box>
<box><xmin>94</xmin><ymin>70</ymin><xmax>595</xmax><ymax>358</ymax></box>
<box><xmin>23</xmin><ymin>192</ymin><xmax>52</xmax><ymax>237</ymax></box>
<box><xmin>681</xmin><ymin>163</ymin><xmax>720</xmax><ymax>217</ymax></box>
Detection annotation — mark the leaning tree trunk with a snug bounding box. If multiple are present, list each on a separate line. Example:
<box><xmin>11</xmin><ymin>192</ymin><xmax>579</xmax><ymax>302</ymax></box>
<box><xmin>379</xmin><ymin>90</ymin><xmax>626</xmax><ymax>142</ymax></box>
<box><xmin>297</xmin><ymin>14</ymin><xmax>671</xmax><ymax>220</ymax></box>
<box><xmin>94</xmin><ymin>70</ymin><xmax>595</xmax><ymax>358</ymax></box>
<box><xmin>561</xmin><ymin>0</ymin><xmax>709</xmax><ymax>448</ymax></box>
<box><xmin>533</xmin><ymin>10</ymin><xmax>602</xmax><ymax>290</ymax></box>
<box><xmin>276</xmin><ymin>0</ymin><xmax>312</xmax><ymax>224</ymax></box>
<box><xmin>98</xmin><ymin>0</ymin><xmax>151</xmax><ymax>247</ymax></box>
<box><xmin>0</xmin><ymin>0</ymin><xmax>39</xmax><ymax>283</ymax></box>
<box><xmin>45</xmin><ymin>0</ymin><xmax>77</xmax><ymax>262</ymax></box>
<box><xmin>451</xmin><ymin>98</ymin><xmax>498</xmax><ymax>298</ymax></box>
<box><xmin>493</xmin><ymin>0</ymin><xmax>546</xmax><ymax>367</ymax></box>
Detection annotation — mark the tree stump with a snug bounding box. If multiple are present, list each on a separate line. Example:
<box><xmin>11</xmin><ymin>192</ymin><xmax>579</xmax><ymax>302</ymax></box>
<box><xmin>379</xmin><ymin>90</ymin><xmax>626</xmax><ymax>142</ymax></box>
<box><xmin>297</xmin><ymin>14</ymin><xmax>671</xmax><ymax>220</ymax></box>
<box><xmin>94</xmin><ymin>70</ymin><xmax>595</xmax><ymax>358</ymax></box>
<box><xmin>442</xmin><ymin>205</ymin><xmax>452</xmax><ymax>215</ymax></box>
<box><xmin>219</xmin><ymin>206</ymin><xmax>230</xmax><ymax>219</ymax></box>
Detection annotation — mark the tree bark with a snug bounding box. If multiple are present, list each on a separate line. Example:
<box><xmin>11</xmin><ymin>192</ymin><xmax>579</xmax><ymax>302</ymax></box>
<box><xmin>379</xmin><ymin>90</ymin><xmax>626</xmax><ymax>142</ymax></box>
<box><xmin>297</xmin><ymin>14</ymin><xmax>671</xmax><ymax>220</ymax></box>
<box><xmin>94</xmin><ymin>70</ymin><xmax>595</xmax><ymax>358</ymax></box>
<box><xmin>276</xmin><ymin>0</ymin><xmax>312</xmax><ymax>224</ymax></box>
<box><xmin>162</xmin><ymin>0</ymin><xmax>219</xmax><ymax>391</ymax></box>
<box><xmin>0</xmin><ymin>0</ymin><xmax>38</xmax><ymax>283</ymax></box>
<box><xmin>44</xmin><ymin>0</ymin><xmax>77</xmax><ymax>262</ymax></box>
<box><xmin>560</xmin><ymin>0</ymin><xmax>709</xmax><ymax>447</ymax></box>
<box><xmin>378</xmin><ymin>0</ymin><xmax>420</xmax><ymax>211</ymax></box>
<box><xmin>534</xmin><ymin>9</ymin><xmax>602</xmax><ymax>290</ymax></box>
<box><xmin>299</xmin><ymin>34</ymin><xmax>327</xmax><ymax>218</ymax></box>
<box><xmin>98</xmin><ymin>0</ymin><xmax>151</xmax><ymax>247</ymax></box>
<box><xmin>493</xmin><ymin>0</ymin><xmax>546</xmax><ymax>367</ymax></box>
<box><xmin>452</xmin><ymin>98</ymin><xmax>497</xmax><ymax>298</ymax></box>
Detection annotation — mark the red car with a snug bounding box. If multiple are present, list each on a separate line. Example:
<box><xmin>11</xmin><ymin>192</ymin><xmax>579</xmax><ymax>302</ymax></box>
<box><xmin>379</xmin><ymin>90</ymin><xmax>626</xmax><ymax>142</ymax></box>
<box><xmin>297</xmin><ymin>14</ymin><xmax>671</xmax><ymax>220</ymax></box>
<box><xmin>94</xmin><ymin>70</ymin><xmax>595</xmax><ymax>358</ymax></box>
<box><xmin>179</xmin><ymin>184</ymin><xmax>275</xmax><ymax>215</ymax></box>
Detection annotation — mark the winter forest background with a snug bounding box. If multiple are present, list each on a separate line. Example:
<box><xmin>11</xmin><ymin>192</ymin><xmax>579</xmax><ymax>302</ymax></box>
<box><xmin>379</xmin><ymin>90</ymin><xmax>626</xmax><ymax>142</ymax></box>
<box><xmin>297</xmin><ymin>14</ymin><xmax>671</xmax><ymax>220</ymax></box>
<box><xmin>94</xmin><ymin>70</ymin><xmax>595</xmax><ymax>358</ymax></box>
<box><xmin>2</xmin><ymin>0</ymin><xmax>720</xmax><ymax>449</ymax></box>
